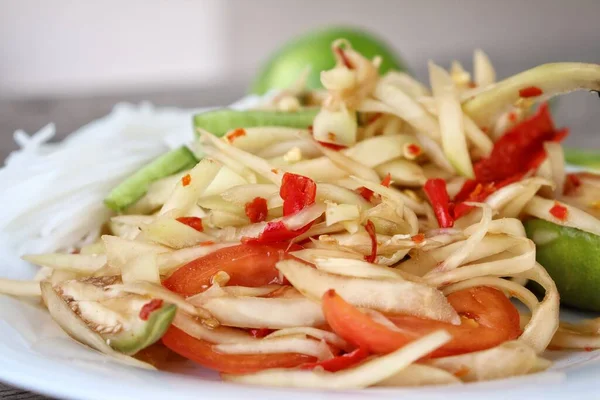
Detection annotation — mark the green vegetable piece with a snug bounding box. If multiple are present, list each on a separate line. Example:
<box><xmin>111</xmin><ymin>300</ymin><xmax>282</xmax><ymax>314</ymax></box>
<box><xmin>104</xmin><ymin>146</ymin><xmax>197</xmax><ymax>212</ymax></box>
<box><xmin>107</xmin><ymin>302</ymin><xmax>177</xmax><ymax>356</ymax></box>
<box><xmin>463</xmin><ymin>63</ymin><xmax>600</xmax><ymax>128</ymax></box>
<box><xmin>564</xmin><ymin>148</ymin><xmax>600</xmax><ymax>170</ymax></box>
<box><xmin>525</xmin><ymin>218</ymin><xmax>600</xmax><ymax>311</ymax></box>
<box><xmin>250</xmin><ymin>26</ymin><xmax>408</xmax><ymax>94</ymax></box>
<box><xmin>193</xmin><ymin>109</ymin><xmax>319</xmax><ymax>137</ymax></box>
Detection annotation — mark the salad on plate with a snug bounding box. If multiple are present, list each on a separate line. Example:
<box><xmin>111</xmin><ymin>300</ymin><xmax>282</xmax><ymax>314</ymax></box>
<box><xmin>1</xmin><ymin>38</ymin><xmax>600</xmax><ymax>390</ymax></box>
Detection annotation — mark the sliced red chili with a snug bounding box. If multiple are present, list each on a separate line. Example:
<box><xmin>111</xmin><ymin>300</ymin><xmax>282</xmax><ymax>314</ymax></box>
<box><xmin>139</xmin><ymin>299</ymin><xmax>164</xmax><ymax>321</ymax></box>
<box><xmin>242</xmin><ymin>221</ymin><xmax>311</xmax><ymax>244</ymax></box>
<box><xmin>474</xmin><ymin>103</ymin><xmax>567</xmax><ymax>183</ymax></box>
<box><xmin>301</xmin><ymin>347</ymin><xmax>370</xmax><ymax>372</ymax></box>
<box><xmin>317</xmin><ymin>140</ymin><xmax>348</xmax><ymax>151</ymax></box>
<box><xmin>226</xmin><ymin>128</ymin><xmax>246</xmax><ymax>143</ymax></box>
<box><xmin>549</xmin><ymin>202</ymin><xmax>568</xmax><ymax>221</ymax></box>
<box><xmin>181</xmin><ymin>174</ymin><xmax>191</xmax><ymax>187</ymax></box>
<box><xmin>177</xmin><ymin>217</ymin><xmax>204</xmax><ymax>232</ymax></box>
<box><xmin>380</xmin><ymin>173</ymin><xmax>392</xmax><ymax>188</ymax></box>
<box><xmin>411</xmin><ymin>233</ymin><xmax>425</xmax><ymax>244</ymax></box>
<box><xmin>280</xmin><ymin>173</ymin><xmax>317</xmax><ymax>217</ymax></box>
<box><xmin>519</xmin><ymin>86</ymin><xmax>543</xmax><ymax>98</ymax></box>
<box><xmin>424</xmin><ymin>179</ymin><xmax>454</xmax><ymax>228</ymax></box>
<box><xmin>564</xmin><ymin>173</ymin><xmax>582</xmax><ymax>196</ymax></box>
<box><xmin>406</xmin><ymin>144</ymin><xmax>422</xmax><ymax>157</ymax></box>
<box><xmin>245</xmin><ymin>197</ymin><xmax>268</xmax><ymax>223</ymax></box>
<box><xmin>356</xmin><ymin>186</ymin><xmax>375</xmax><ymax>202</ymax></box>
<box><xmin>335</xmin><ymin>46</ymin><xmax>353</xmax><ymax>69</ymax></box>
<box><xmin>364</xmin><ymin>220</ymin><xmax>377</xmax><ymax>263</ymax></box>
<box><xmin>248</xmin><ymin>328</ymin><xmax>274</xmax><ymax>338</ymax></box>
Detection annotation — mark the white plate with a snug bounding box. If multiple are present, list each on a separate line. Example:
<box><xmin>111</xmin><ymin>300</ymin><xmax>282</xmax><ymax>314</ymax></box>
<box><xmin>0</xmin><ymin>292</ymin><xmax>600</xmax><ymax>400</ymax></box>
<box><xmin>1</xmin><ymin>102</ymin><xmax>599</xmax><ymax>399</ymax></box>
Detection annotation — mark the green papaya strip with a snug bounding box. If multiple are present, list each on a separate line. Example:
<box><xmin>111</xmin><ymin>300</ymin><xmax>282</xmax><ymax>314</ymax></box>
<box><xmin>463</xmin><ymin>63</ymin><xmax>600</xmax><ymax>128</ymax></box>
<box><xmin>104</xmin><ymin>146</ymin><xmax>198</xmax><ymax>212</ymax></box>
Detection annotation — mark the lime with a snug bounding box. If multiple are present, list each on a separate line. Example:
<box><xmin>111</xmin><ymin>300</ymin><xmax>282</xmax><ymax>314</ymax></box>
<box><xmin>525</xmin><ymin>218</ymin><xmax>600</xmax><ymax>311</ymax></box>
<box><xmin>564</xmin><ymin>148</ymin><xmax>600</xmax><ymax>170</ymax></box>
<box><xmin>250</xmin><ymin>26</ymin><xmax>407</xmax><ymax>94</ymax></box>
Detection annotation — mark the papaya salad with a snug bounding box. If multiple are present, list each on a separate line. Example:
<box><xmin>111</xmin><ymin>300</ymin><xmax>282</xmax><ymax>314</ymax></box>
<box><xmin>2</xmin><ymin>40</ymin><xmax>600</xmax><ymax>389</ymax></box>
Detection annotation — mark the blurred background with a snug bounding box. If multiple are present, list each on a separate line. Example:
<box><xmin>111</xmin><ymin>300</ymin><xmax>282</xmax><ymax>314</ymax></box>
<box><xmin>1</xmin><ymin>0</ymin><xmax>599</xmax><ymax>156</ymax></box>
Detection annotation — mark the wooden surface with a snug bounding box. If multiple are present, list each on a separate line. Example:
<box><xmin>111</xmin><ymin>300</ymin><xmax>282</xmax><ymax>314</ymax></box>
<box><xmin>0</xmin><ymin>86</ymin><xmax>597</xmax><ymax>399</ymax></box>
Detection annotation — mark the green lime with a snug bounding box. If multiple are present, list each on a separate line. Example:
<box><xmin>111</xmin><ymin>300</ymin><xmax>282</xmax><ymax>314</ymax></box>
<box><xmin>525</xmin><ymin>218</ymin><xmax>600</xmax><ymax>311</ymax></box>
<box><xmin>564</xmin><ymin>148</ymin><xmax>600</xmax><ymax>170</ymax></box>
<box><xmin>250</xmin><ymin>26</ymin><xmax>408</xmax><ymax>95</ymax></box>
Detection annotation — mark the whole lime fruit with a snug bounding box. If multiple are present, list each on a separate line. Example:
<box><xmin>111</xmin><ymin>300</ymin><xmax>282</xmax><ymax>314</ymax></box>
<box><xmin>250</xmin><ymin>26</ymin><xmax>407</xmax><ymax>95</ymax></box>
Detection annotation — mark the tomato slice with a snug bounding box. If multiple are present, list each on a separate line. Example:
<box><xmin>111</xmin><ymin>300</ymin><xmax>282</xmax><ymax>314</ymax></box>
<box><xmin>163</xmin><ymin>243</ymin><xmax>300</xmax><ymax>296</ymax></box>
<box><xmin>162</xmin><ymin>326</ymin><xmax>314</xmax><ymax>374</ymax></box>
<box><xmin>300</xmin><ymin>347</ymin><xmax>370</xmax><ymax>372</ymax></box>
<box><xmin>322</xmin><ymin>287</ymin><xmax>520</xmax><ymax>358</ymax></box>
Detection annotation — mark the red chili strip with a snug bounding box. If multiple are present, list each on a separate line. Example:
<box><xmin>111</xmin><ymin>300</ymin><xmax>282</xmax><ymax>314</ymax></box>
<box><xmin>139</xmin><ymin>299</ymin><xmax>164</xmax><ymax>321</ymax></box>
<box><xmin>177</xmin><ymin>217</ymin><xmax>204</xmax><ymax>232</ymax></box>
<box><xmin>335</xmin><ymin>46</ymin><xmax>353</xmax><ymax>69</ymax></box>
<box><xmin>549</xmin><ymin>202</ymin><xmax>568</xmax><ymax>221</ymax></box>
<box><xmin>245</xmin><ymin>197</ymin><xmax>268</xmax><ymax>223</ymax></box>
<box><xmin>357</xmin><ymin>186</ymin><xmax>375</xmax><ymax>202</ymax></box>
<box><xmin>248</xmin><ymin>328</ymin><xmax>274</xmax><ymax>338</ymax></box>
<box><xmin>181</xmin><ymin>174</ymin><xmax>191</xmax><ymax>187</ymax></box>
<box><xmin>519</xmin><ymin>86</ymin><xmax>543</xmax><ymax>98</ymax></box>
<box><xmin>280</xmin><ymin>173</ymin><xmax>317</xmax><ymax>217</ymax></box>
<box><xmin>380</xmin><ymin>173</ymin><xmax>392</xmax><ymax>188</ymax></box>
<box><xmin>317</xmin><ymin>140</ymin><xmax>348</xmax><ymax>151</ymax></box>
<box><xmin>301</xmin><ymin>347</ymin><xmax>370</xmax><ymax>372</ymax></box>
<box><xmin>563</xmin><ymin>173</ymin><xmax>582</xmax><ymax>196</ymax></box>
<box><xmin>242</xmin><ymin>221</ymin><xmax>311</xmax><ymax>245</ymax></box>
<box><xmin>226</xmin><ymin>128</ymin><xmax>246</xmax><ymax>143</ymax></box>
<box><xmin>364</xmin><ymin>220</ymin><xmax>377</xmax><ymax>263</ymax></box>
<box><xmin>424</xmin><ymin>179</ymin><xmax>454</xmax><ymax>228</ymax></box>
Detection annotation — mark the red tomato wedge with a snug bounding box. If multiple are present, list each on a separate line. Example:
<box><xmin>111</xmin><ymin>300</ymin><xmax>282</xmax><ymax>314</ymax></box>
<box><xmin>300</xmin><ymin>347</ymin><xmax>370</xmax><ymax>372</ymax></box>
<box><xmin>322</xmin><ymin>287</ymin><xmax>520</xmax><ymax>358</ymax></box>
<box><xmin>163</xmin><ymin>243</ymin><xmax>300</xmax><ymax>296</ymax></box>
<box><xmin>162</xmin><ymin>326</ymin><xmax>314</xmax><ymax>374</ymax></box>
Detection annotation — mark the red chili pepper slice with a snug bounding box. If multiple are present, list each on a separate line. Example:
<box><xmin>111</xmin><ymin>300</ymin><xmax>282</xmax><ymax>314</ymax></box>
<box><xmin>519</xmin><ymin>86</ymin><xmax>543</xmax><ymax>98</ymax></box>
<box><xmin>364</xmin><ymin>220</ymin><xmax>377</xmax><ymax>263</ymax></box>
<box><xmin>549</xmin><ymin>202</ymin><xmax>568</xmax><ymax>221</ymax></box>
<box><xmin>245</xmin><ymin>197</ymin><xmax>268</xmax><ymax>223</ymax></box>
<box><xmin>176</xmin><ymin>217</ymin><xmax>204</xmax><ymax>232</ymax></box>
<box><xmin>317</xmin><ymin>141</ymin><xmax>348</xmax><ymax>151</ymax></box>
<box><xmin>335</xmin><ymin>46</ymin><xmax>353</xmax><ymax>69</ymax></box>
<box><xmin>280</xmin><ymin>173</ymin><xmax>317</xmax><ymax>217</ymax></box>
<box><xmin>380</xmin><ymin>173</ymin><xmax>392</xmax><ymax>188</ymax></box>
<box><xmin>139</xmin><ymin>299</ymin><xmax>164</xmax><ymax>321</ymax></box>
<box><xmin>248</xmin><ymin>328</ymin><xmax>274</xmax><ymax>338</ymax></box>
<box><xmin>242</xmin><ymin>221</ymin><xmax>311</xmax><ymax>245</ymax></box>
<box><xmin>424</xmin><ymin>179</ymin><xmax>454</xmax><ymax>228</ymax></box>
<box><xmin>226</xmin><ymin>128</ymin><xmax>246</xmax><ymax>143</ymax></box>
<box><xmin>411</xmin><ymin>233</ymin><xmax>425</xmax><ymax>244</ymax></box>
<box><xmin>181</xmin><ymin>174</ymin><xmax>191</xmax><ymax>187</ymax></box>
<box><xmin>563</xmin><ymin>173</ymin><xmax>582</xmax><ymax>196</ymax></box>
<box><xmin>356</xmin><ymin>186</ymin><xmax>375</xmax><ymax>202</ymax></box>
<box><xmin>300</xmin><ymin>347</ymin><xmax>370</xmax><ymax>372</ymax></box>
<box><xmin>473</xmin><ymin>103</ymin><xmax>566</xmax><ymax>183</ymax></box>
